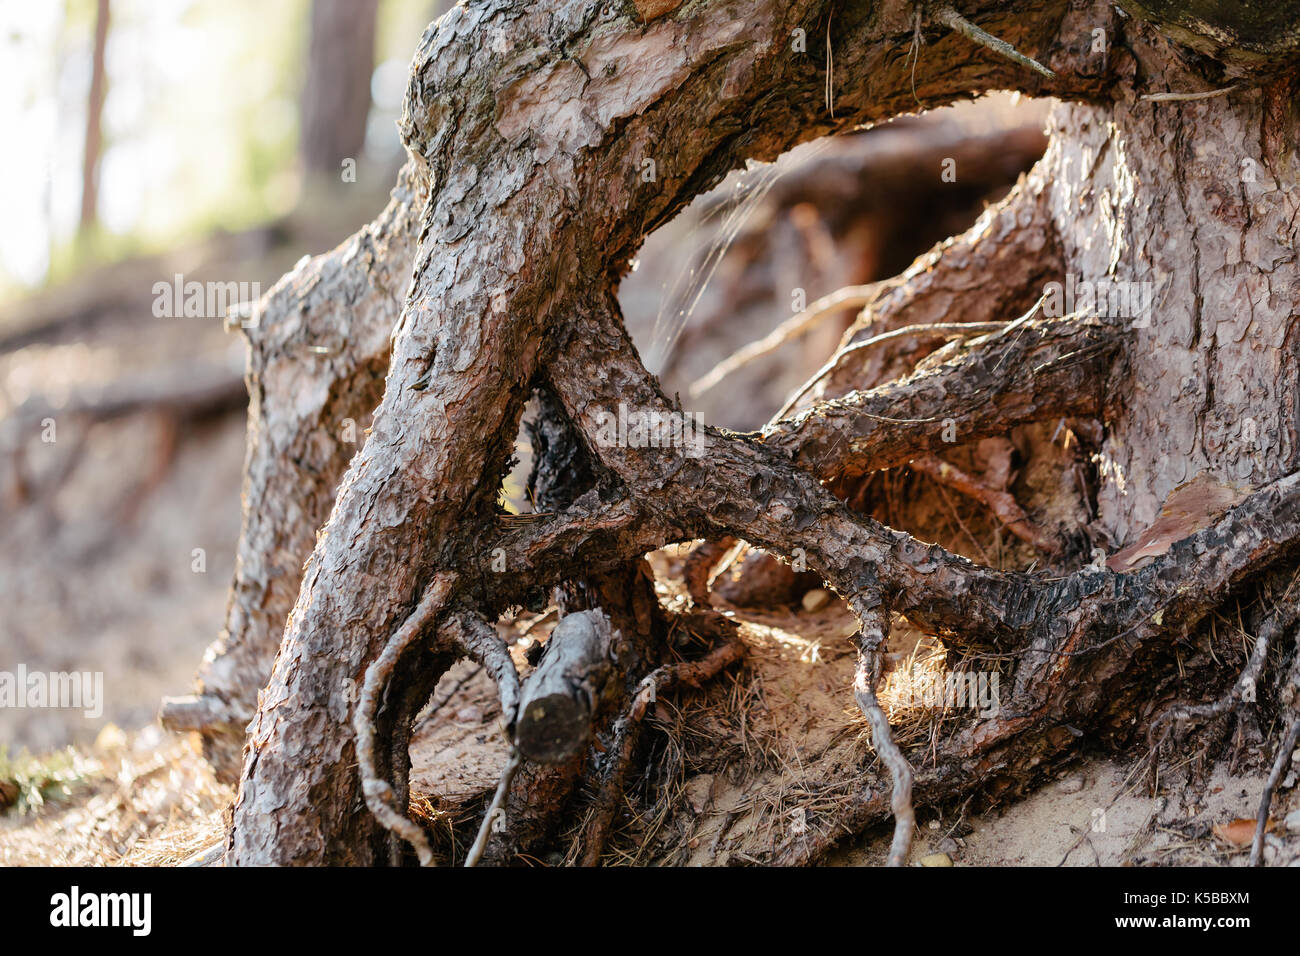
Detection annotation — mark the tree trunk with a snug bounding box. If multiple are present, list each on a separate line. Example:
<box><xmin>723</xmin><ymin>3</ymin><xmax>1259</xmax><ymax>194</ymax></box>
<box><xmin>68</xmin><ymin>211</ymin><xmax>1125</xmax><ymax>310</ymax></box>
<box><xmin>200</xmin><ymin>1</ymin><xmax>1300</xmax><ymax>865</ymax></box>
<box><xmin>300</xmin><ymin>0</ymin><xmax>379</xmax><ymax>177</ymax></box>
<box><xmin>78</xmin><ymin>0</ymin><xmax>110</xmax><ymax>236</ymax></box>
<box><xmin>1045</xmin><ymin>91</ymin><xmax>1300</xmax><ymax>546</ymax></box>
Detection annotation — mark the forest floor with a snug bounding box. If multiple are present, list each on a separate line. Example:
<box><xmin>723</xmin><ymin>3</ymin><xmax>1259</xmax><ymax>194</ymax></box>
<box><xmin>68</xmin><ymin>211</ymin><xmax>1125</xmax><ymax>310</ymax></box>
<box><xmin>3</xmin><ymin>578</ymin><xmax>1297</xmax><ymax>866</ymax></box>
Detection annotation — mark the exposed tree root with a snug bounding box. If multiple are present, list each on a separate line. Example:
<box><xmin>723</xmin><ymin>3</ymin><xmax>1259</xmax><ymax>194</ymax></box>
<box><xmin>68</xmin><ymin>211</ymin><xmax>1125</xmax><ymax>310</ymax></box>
<box><xmin>188</xmin><ymin>0</ymin><xmax>1300</xmax><ymax>866</ymax></box>
<box><xmin>909</xmin><ymin>453</ymin><xmax>1059</xmax><ymax>553</ymax></box>
<box><xmin>848</xmin><ymin>598</ymin><xmax>914</xmax><ymax>867</ymax></box>
<box><xmin>353</xmin><ymin>574</ymin><xmax>456</xmax><ymax>867</ymax></box>
<box><xmin>579</xmin><ymin>615</ymin><xmax>746</xmax><ymax>865</ymax></box>
<box><xmin>772</xmin><ymin>319</ymin><xmax>1010</xmax><ymax>420</ymax></box>
<box><xmin>682</xmin><ymin>536</ymin><xmax>739</xmax><ymax>607</ymax></box>
<box><xmin>1147</xmin><ymin>579</ymin><xmax>1298</xmax><ymax>754</ymax></box>
<box><xmin>161</xmin><ymin>160</ymin><xmax>426</xmax><ymax>780</ymax></box>
<box><xmin>815</xmin><ymin>169</ymin><xmax>1063</xmax><ymax>402</ymax></box>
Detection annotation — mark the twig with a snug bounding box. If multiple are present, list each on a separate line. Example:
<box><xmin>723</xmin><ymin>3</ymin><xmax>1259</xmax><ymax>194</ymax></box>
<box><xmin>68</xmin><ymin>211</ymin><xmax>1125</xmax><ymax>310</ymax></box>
<box><xmin>935</xmin><ymin>6</ymin><xmax>1055</xmax><ymax>79</ymax></box>
<box><xmin>689</xmin><ymin>285</ymin><xmax>877</xmax><ymax>397</ymax></box>
<box><xmin>770</xmin><ymin>321</ymin><xmax>1006</xmax><ymax>423</ymax></box>
<box><xmin>1141</xmin><ymin>85</ymin><xmax>1238</xmax><ymax>103</ymax></box>
<box><xmin>179</xmin><ymin>842</ymin><xmax>226</xmax><ymax>867</ymax></box>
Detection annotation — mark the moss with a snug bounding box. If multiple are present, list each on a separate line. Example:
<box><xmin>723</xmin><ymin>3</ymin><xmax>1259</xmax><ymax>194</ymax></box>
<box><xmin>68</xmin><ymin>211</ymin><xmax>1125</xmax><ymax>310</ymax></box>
<box><xmin>0</xmin><ymin>747</ymin><xmax>91</xmax><ymax>816</ymax></box>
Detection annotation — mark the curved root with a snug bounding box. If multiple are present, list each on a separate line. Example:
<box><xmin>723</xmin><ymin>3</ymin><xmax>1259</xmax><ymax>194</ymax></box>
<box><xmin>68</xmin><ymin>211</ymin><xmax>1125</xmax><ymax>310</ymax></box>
<box><xmin>849</xmin><ymin>597</ymin><xmax>914</xmax><ymax>867</ymax></box>
<box><xmin>353</xmin><ymin>574</ymin><xmax>456</xmax><ymax>867</ymax></box>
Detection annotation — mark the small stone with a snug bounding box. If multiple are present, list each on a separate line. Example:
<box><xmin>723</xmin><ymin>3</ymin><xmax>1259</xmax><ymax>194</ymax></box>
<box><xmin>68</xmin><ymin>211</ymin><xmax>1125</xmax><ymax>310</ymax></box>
<box><xmin>1057</xmin><ymin>774</ymin><xmax>1085</xmax><ymax>794</ymax></box>
<box><xmin>1284</xmin><ymin>808</ymin><xmax>1300</xmax><ymax>834</ymax></box>
<box><xmin>801</xmin><ymin>588</ymin><xmax>832</xmax><ymax>612</ymax></box>
<box><xmin>920</xmin><ymin>852</ymin><xmax>953</xmax><ymax>867</ymax></box>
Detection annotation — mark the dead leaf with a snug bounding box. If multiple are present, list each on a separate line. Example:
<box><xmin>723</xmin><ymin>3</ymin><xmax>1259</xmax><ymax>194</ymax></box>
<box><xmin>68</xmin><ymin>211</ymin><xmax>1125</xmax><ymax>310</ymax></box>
<box><xmin>634</xmin><ymin>0</ymin><xmax>682</xmax><ymax>22</ymax></box>
<box><xmin>1107</xmin><ymin>474</ymin><xmax>1251</xmax><ymax>572</ymax></box>
<box><xmin>1211</xmin><ymin>818</ymin><xmax>1257</xmax><ymax>846</ymax></box>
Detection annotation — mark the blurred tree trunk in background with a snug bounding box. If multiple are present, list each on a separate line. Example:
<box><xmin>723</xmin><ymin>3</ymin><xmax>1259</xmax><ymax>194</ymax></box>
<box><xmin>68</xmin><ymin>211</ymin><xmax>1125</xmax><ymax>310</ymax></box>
<box><xmin>300</xmin><ymin>0</ymin><xmax>379</xmax><ymax>180</ymax></box>
<box><xmin>78</xmin><ymin>0</ymin><xmax>110</xmax><ymax>237</ymax></box>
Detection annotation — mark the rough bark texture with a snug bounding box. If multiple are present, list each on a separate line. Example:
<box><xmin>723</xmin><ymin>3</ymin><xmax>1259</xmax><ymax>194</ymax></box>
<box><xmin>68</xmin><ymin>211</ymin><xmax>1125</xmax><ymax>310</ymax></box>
<box><xmin>161</xmin><ymin>162</ymin><xmax>427</xmax><ymax>779</ymax></box>
<box><xmin>192</xmin><ymin>0</ymin><xmax>1300</xmax><ymax>865</ymax></box>
<box><xmin>1041</xmin><ymin>78</ymin><xmax>1300</xmax><ymax>548</ymax></box>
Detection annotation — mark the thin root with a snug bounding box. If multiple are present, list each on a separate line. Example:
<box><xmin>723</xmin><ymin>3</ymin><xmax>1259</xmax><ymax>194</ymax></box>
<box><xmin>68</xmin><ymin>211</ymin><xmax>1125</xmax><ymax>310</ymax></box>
<box><xmin>353</xmin><ymin>573</ymin><xmax>456</xmax><ymax>867</ymax></box>
<box><xmin>466</xmin><ymin>749</ymin><xmax>522</xmax><ymax>867</ymax></box>
<box><xmin>1252</xmin><ymin>713</ymin><xmax>1300</xmax><ymax>866</ymax></box>
<box><xmin>770</xmin><ymin>321</ymin><xmax>1007</xmax><ymax>422</ymax></box>
<box><xmin>850</xmin><ymin>597</ymin><xmax>914</xmax><ymax>867</ymax></box>
<box><xmin>689</xmin><ymin>286</ymin><xmax>878</xmax><ymax>397</ymax></box>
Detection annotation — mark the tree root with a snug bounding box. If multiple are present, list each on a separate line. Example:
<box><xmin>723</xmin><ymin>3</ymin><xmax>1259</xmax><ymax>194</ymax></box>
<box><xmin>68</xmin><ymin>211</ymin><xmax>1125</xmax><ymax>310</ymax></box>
<box><xmin>352</xmin><ymin>574</ymin><xmax>456</xmax><ymax>867</ymax></box>
<box><xmin>579</xmin><ymin>615</ymin><xmax>746</xmax><ymax>866</ymax></box>
<box><xmin>771</xmin><ymin>320</ymin><xmax>1010</xmax><ymax>420</ymax></box>
<box><xmin>1252</xmin><ymin>616</ymin><xmax>1300</xmax><ymax>866</ymax></box>
<box><xmin>466</xmin><ymin>750</ymin><xmax>521</xmax><ymax>868</ymax></box>
<box><xmin>211</xmin><ymin>0</ymin><xmax>1300</xmax><ymax>867</ymax></box>
<box><xmin>909</xmin><ymin>453</ymin><xmax>1059</xmax><ymax>553</ymax></box>
<box><xmin>814</xmin><ymin>170</ymin><xmax>1063</xmax><ymax>403</ymax></box>
<box><xmin>848</xmin><ymin>598</ymin><xmax>914</xmax><ymax>866</ymax></box>
<box><xmin>763</xmin><ymin>314</ymin><xmax>1119</xmax><ymax>482</ymax></box>
<box><xmin>1147</xmin><ymin>581</ymin><xmax>1299</xmax><ymax>753</ymax></box>
<box><xmin>1253</xmin><ymin>713</ymin><xmax>1300</xmax><ymax>866</ymax></box>
<box><xmin>682</xmin><ymin>536</ymin><xmax>739</xmax><ymax>608</ymax></box>
<box><xmin>162</xmin><ymin>159</ymin><xmax>426</xmax><ymax>780</ymax></box>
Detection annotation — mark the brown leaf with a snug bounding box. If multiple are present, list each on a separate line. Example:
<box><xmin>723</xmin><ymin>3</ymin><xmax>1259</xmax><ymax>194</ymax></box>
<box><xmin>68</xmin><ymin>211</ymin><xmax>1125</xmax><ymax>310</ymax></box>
<box><xmin>1211</xmin><ymin>818</ymin><xmax>1257</xmax><ymax>846</ymax></box>
<box><xmin>1107</xmin><ymin>474</ymin><xmax>1251</xmax><ymax>572</ymax></box>
<box><xmin>634</xmin><ymin>0</ymin><xmax>682</xmax><ymax>22</ymax></box>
